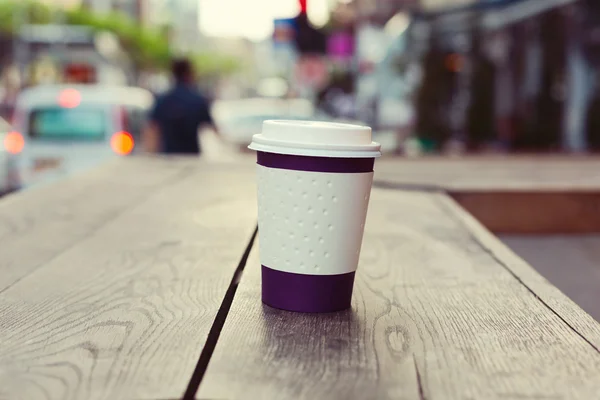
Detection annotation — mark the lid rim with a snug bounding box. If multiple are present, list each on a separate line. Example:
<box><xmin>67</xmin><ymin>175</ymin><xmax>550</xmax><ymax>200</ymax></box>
<box><xmin>263</xmin><ymin>119</ymin><xmax>371</xmax><ymax>131</ymax></box>
<box><xmin>251</xmin><ymin>134</ymin><xmax>381</xmax><ymax>152</ymax></box>
<box><xmin>248</xmin><ymin>141</ymin><xmax>382</xmax><ymax>159</ymax></box>
<box><xmin>251</xmin><ymin>120</ymin><xmax>381</xmax><ymax>158</ymax></box>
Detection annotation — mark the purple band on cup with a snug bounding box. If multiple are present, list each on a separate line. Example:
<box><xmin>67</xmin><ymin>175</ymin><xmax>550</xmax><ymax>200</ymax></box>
<box><xmin>257</xmin><ymin>152</ymin><xmax>374</xmax><ymax>173</ymax></box>
<box><xmin>262</xmin><ymin>265</ymin><xmax>355</xmax><ymax>313</ymax></box>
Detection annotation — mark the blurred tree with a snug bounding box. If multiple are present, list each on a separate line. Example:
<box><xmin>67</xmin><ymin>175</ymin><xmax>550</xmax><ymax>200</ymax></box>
<box><xmin>0</xmin><ymin>0</ymin><xmax>240</xmax><ymax>76</ymax></box>
<box><xmin>66</xmin><ymin>7</ymin><xmax>171</xmax><ymax>70</ymax></box>
<box><xmin>0</xmin><ymin>0</ymin><xmax>170</xmax><ymax>69</ymax></box>
<box><xmin>191</xmin><ymin>52</ymin><xmax>241</xmax><ymax>78</ymax></box>
<box><xmin>0</xmin><ymin>0</ymin><xmax>51</xmax><ymax>31</ymax></box>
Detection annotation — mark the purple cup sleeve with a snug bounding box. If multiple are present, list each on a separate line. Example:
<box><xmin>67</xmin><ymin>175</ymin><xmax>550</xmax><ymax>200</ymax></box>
<box><xmin>257</xmin><ymin>151</ymin><xmax>374</xmax><ymax>173</ymax></box>
<box><xmin>262</xmin><ymin>265</ymin><xmax>355</xmax><ymax>313</ymax></box>
<box><xmin>257</xmin><ymin>150</ymin><xmax>371</xmax><ymax>313</ymax></box>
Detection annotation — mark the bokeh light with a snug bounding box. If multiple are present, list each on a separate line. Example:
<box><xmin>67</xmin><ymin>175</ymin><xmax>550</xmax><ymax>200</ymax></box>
<box><xmin>58</xmin><ymin>88</ymin><xmax>82</xmax><ymax>109</ymax></box>
<box><xmin>110</xmin><ymin>131</ymin><xmax>135</xmax><ymax>156</ymax></box>
<box><xmin>3</xmin><ymin>131</ymin><xmax>25</xmax><ymax>155</ymax></box>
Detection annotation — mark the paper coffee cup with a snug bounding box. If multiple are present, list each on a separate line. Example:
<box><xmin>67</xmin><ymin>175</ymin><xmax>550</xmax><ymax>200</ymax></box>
<box><xmin>249</xmin><ymin>120</ymin><xmax>381</xmax><ymax>313</ymax></box>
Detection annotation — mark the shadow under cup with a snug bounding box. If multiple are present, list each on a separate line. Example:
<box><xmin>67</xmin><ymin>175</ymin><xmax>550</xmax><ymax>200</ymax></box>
<box><xmin>257</xmin><ymin>151</ymin><xmax>375</xmax><ymax>313</ymax></box>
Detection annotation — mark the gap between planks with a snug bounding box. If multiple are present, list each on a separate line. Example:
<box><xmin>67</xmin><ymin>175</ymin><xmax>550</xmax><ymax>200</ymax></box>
<box><xmin>434</xmin><ymin>194</ymin><xmax>600</xmax><ymax>354</ymax></box>
<box><xmin>0</xmin><ymin>161</ymin><xmax>259</xmax><ymax>400</ymax></box>
<box><xmin>197</xmin><ymin>187</ymin><xmax>600</xmax><ymax>399</ymax></box>
<box><xmin>185</xmin><ymin>182</ymin><xmax>600</xmax><ymax>399</ymax></box>
<box><xmin>372</xmin><ymin>183</ymin><xmax>600</xmax><ymax>353</ymax></box>
<box><xmin>412</xmin><ymin>354</ymin><xmax>426</xmax><ymax>400</ymax></box>
<box><xmin>182</xmin><ymin>226</ymin><xmax>258</xmax><ymax>400</ymax></box>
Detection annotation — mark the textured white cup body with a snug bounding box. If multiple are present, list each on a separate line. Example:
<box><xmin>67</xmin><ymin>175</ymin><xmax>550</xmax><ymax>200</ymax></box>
<box><xmin>250</xmin><ymin>120</ymin><xmax>380</xmax><ymax>312</ymax></box>
<box><xmin>257</xmin><ymin>165</ymin><xmax>373</xmax><ymax>276</ymax></box>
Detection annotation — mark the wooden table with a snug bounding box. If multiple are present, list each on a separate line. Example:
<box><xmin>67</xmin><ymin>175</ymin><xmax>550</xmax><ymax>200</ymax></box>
<box><xmin>0</xmin><ymin>157</ymin><xmax>599</xmax><ymax>400</ymax></box>
<box><xmin>375</xmin><ymin>156</ymin><xmax>600</xmax><ymax>233</ymax></box>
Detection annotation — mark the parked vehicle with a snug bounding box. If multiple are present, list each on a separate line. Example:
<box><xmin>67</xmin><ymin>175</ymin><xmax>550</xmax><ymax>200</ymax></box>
<box><xmin>12</xmin><ymin>84</ymin><xmax>153</xmax><ymax>188</ymax></box>
<box><xmin>212</xmin><ymin>98</ymin><xmax>315</xmax><ymax>148</ymax></box>
<box><xmin>0</xmin><ymin>117</ymin><xmax>20</xmax><ymax>194</ymax></box>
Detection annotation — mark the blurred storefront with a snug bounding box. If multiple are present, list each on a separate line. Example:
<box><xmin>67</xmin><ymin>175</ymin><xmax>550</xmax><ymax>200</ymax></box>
<box><xmin>81</xmin><ymin>0</ymin><xmax>146</xmax><ymax>22</ymax></box>
<box><xmin>0</xmin><ymin>21</ymin><xmax>130</xmax><ymax>119</ymax></box>
<box><xmin>15</xmin><ymin>24</ymin><xmax>131</xmax><ymax>86</ymax></box>
<box><xmin>406</xmin><ymin>0</ymin><xmax>599</xmax><ymax>153</ymax></box>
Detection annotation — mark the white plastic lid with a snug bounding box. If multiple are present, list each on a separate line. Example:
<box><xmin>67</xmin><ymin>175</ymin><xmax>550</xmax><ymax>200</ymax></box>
<box><xmin>248</xmin><ymin>120</ymin><xmax>381</xmax><ymax>158</ymax></box>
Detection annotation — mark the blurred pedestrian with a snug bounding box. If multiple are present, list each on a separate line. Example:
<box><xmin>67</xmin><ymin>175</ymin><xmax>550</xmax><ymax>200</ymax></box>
<box><xmin>144</xmin><ymin>58</ymin><xmax>217</xmax><ymax>154</ymax></box>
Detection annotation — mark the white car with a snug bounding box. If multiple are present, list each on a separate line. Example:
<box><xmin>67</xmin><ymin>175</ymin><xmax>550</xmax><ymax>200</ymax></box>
<box><xmin>12</xmin><ymin>84</ymin><xmax>153</xmax><ymax>188</ymax></box>
<box><xmin>0</xmin><ymin>117</ymin><xmax>20</xmax><ymax>194</ymax></box>
<box><xmin>212</xmin><ymin>98</ymin><xmax>315</xmax><ymax>147</ymax></box>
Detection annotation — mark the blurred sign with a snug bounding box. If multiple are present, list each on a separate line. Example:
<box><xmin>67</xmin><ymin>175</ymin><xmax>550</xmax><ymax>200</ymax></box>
<box><xmin>420</xmin><ymin>0</ymin><xmax>477</xmax><ymax>11</ymax></box>
<box><xmin>29</xmin><ymin>57</ymin><xmax>60</xmax><ymax>85</ymax></box>
<box><xmin>299</xmin><ymin>0</ymin><xmax>307</xmax><ymax>13</ymax></box>
<box><xmin>275</xmin><ymin>14</ymin><xmax>327</xmax><ymax>55</ymax></box>
<box><xmin>64</xmin><ymin>63</ymin><xmax>96</xmax><ymax>84</ymax></box>
<box><xmin>327</xmin><ymin>31</ymin><xmax>354</xmax><ymax>61</ymax></box>
<box><xmin>273</xmin><ymin>18</ymin><xmax>296</xmax><ymax>45</ymax></box>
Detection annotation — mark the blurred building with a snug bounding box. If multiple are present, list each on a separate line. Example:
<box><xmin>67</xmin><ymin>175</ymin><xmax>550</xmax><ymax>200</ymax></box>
<box><xmin>405</xmin><ymin>0</ymin><xmax>595</xmax><ymax>153</ymax></box>
<box><xmin>37</xmin><ymin>0</ymin><xmax>81</xmax><ymax>8</ymax></box>
<box><xmin>80</xmin><ymin>0</ymin><xmax>202</xmax><ymax>52</ymax></box>
<box><xmin>327</xmin><ymin>0</ymin><xmax>417</xmax><ymax>131</ymax></box>
<box><xmin>162</xmin><ymin>0</ymin><xmax>201</xmax><ymax>53</ymax></box>
<box><xmin>355</xmin><ymin>0</ymin><xmax>418</xmax><ymax>23</ymax></box>
<box><xmin>81</xmin><ymin>0</ymin><xmax>148</xmax><ymax>23</ymax></box>
<box><xmin>16</xmin><ymin>24</ymin><xmax>130</xmax><ymax>86</ymax></box>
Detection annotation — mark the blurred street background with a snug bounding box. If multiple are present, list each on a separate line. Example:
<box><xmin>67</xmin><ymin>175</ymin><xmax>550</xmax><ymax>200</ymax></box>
<box><xmin>0</xmin><ymin>0</ymin><xmax>599</xmax><ymax>320</ymax></box>
<box><xmin>1</xmin><ymin>0</ymin><xmax>600</xmax><ymax>189</ymax></box>
<box><xmin>2</xmin><ymin>0</ymin><xmax>600</xmax><ymax>164</ymax></box>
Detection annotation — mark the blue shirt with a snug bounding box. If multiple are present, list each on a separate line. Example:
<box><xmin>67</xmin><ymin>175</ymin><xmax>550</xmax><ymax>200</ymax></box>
<box><xmin>150</xmin><ymin>84</ymin><xmax>213</xmax><ymax>154</ymax></box>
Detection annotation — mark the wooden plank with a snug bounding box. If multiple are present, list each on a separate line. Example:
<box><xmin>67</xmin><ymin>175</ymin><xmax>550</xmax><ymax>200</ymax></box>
<box><xmin>198</xmin><ymin>247</ymin><xmax>420</xmax><ymax>400</ymax></box>
<box><xmin>451</xmin><ymin>191</ymin><xmax>600</xmax><ymax>234</ymax></box>
<box><xmin>198</xmin><ymin>189</ymin><xmax>600</xmax><ymax>400</ymax></box>
<box><xmin>500</xmin><ymin>235</ymin><xmax>600</xmax><ymax>322</ymax></box>
<box><xmin>375</xmin><ymin>156</ymin><xmax>600</xmax><ymax>191</ymax></box>
<box><xmin>0</xmin><ymin>157</ymin><xmax>193</xmax><ymax>293</ymax></box>
<box><xmin>444</xmin><ymin>195</ymin><xmax>600</xmax><ymax>349</ymax></box>
<box><xmin>0</xmin><ymin>161</ymin><xmax>257</xmax><ymax>400</ymax></box>
<box><xmin>374</xmin><ymin>156</ymin><xmax>600</xmax><ymax>233</ymax></box>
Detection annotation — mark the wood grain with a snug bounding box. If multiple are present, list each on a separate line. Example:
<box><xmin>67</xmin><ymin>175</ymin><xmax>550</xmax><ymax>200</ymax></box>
<box><xmin>443</xmin><ymin>195</ymin><xmax>600</xmax><ymax>351</ymax></box>
<box><xmin>0</xmin><ymin>157</ymin><xmax>192</xmax><ymax>293</ymax></box>
<box><xmin>198</xmin><ymin>189</ymin><xmax>600</xmax><ymax>400</ymax></box>
<box><xmin>0</xmin><ymin>161</ymin><xmax>257</xmax><ymax>400</ymax></box>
